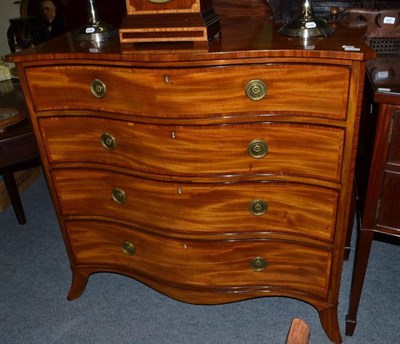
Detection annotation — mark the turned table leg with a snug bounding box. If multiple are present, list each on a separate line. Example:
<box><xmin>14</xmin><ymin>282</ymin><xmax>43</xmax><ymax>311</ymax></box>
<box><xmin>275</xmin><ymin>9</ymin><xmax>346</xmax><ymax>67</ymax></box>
<box><xmin>2</xmin><ymin>171</ymin><xmax>26</xmax><ymax>224</ymax></box>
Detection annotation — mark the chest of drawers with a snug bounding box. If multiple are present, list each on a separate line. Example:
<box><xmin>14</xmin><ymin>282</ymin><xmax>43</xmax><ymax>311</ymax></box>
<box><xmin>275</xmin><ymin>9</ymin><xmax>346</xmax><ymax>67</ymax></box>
<box><xmin>9</xmin><ymin>16</ymin><xmax>374</xmax><ymax>343</ymax></box>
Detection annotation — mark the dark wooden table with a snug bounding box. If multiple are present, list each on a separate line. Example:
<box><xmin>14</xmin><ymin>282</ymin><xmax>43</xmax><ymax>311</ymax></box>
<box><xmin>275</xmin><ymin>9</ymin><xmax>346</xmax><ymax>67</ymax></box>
<box><xmin>346</xmin><ymin>56</ymin><xmax>400</xmax><ymax>336</ymax></box>
<box><xmin>0</xmin><ymin>78</ymin><xmax>40</xmax><ymax>224</ymax></box>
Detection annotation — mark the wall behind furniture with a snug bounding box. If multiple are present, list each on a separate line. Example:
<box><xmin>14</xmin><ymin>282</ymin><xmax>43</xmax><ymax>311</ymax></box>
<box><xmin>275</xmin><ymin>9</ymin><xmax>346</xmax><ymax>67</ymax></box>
<box><xmin>0</xmin><ymin>0</ymin><xmax>126</xmax><ymax>57</ymax></box>
<box><xmin>0</xmin><ymin>0</ymin><xmax>20</xmax><ymax>57</ymax></box>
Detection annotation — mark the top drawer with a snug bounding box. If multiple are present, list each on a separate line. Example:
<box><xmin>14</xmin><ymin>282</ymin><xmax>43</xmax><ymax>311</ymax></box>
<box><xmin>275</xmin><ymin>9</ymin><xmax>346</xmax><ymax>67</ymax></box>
<box><xmin>26</xmin><ymin>64</ymin><xmax>350</xmax><ymax>119</ymax></box>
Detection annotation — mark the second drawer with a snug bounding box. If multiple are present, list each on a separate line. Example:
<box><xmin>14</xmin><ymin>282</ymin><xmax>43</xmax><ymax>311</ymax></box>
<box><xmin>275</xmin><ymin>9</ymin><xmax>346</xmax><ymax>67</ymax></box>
<box><xmin>41</xmin><ymin>117</ymin><xmax>345</xmax><ymax>182</ymax></box>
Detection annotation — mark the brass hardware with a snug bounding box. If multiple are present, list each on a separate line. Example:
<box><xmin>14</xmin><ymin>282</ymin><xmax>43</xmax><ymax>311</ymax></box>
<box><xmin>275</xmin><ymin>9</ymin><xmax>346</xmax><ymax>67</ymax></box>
<box><xmin>148</xmin><ymin>0</ymin><xmax>171</xmax><ymax>3</ymax></box>
<box><xmin>122</xmin><ymin>241</ymin><xmax>135</xmax><ymax>256</ymax></box>
<box><xmin>249</xmin><ymin>199</ymin><xmax>268</xmax><ymax>216</ymax></box>
<box><xmin>245</xmin><ymin>79</ymin><xmax>267</xmax><ymax>101</ymax></box>
<box><xmin>112</xmin><ymin>188</ymin><xmax>126</xmax><ymax>205</ymax></box>
<box><xmin>100</xmin><ymin>133</ymin><xmax>116</xmax><ymax>151</ymax></box>
<box><xmin>247</xmin><ymin>139</ymin><xmax>268</xmax><ymax>159</ymax></box>
<box><xmin>375</xmin><ymin>198</ymin><xmax>381</xmax><ymax>221</ymax></box>
<box><xmin>90</xmin><ymin>79</ymin><xmax>107</xmax><ymax>98</ymax></box>
<box><xmin>388</xmin><ymin>117</ymin><xmax>394</xmax><ymax>144</ymax></box>
<box><xmin>251</xmin><ymin>257</ymin><xmax>267</xmax><ymax>272</ymax></box>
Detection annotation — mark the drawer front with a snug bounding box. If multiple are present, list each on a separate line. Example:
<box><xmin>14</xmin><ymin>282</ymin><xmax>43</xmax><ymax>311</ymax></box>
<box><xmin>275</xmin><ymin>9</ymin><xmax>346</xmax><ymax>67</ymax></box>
<box><xmin>27</xmin><ymin>64</ymin><xmax>350</xmax><ymax>119</ymax></box>
<box><xmin>53</xmin><ymin>169</ymin><xmax>338</xmax><ymax>242</ymax></box>
<box><xmin>40</xmin><ymin>117</ymin><xmax>344</xmax><ymax>182</ymax></box>
<box><xmin>67</xmin><ymin>220</ymin><xmax>331</xmax><ymax>298</ymax></box>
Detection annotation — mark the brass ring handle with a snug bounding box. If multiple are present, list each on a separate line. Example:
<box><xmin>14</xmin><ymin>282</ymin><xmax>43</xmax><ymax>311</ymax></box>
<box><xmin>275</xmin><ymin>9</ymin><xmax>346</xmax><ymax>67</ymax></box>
<box><xmin>112</xmin><ymin>188</ymin><xmax>126</xmax><ymax>205</ymax></box>
<box><xmin>122</xmin><ymin>241</ymin><xmax>135</xmax><ymax>256</ymax></box>
<box><xmin>249</xmin><ymin>199</ymin><xmax>268</xmax><ymax>216</ymax></box>
<box><xmin>247</xmin><ymin>139</ymin><xmax>268</xmax><ymax>159</ymax></box>
<box><xmin>90</xmin><ymin>79</ymin><xmax>107</xmax><ymax>98</ymax></box>
<box><xmin>251</xmin><ymin>257</ymin><xmax>267</xmax><ymax>272</ymax></box>
<box><xmin>245</xmin><ymin>79</ymin><xmax>267</xmax><ymax>101</ymax></box>
<box><xmin>100</xmin><ymin>133</ymin><xmax>116</xmax><ymax>151</ymax></box>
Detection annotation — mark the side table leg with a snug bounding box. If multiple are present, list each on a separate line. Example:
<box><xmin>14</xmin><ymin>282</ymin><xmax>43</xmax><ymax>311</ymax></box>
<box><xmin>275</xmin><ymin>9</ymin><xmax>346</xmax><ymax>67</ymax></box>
<box><xmin>2</xmin><ymin>171</ymin><xmax>26</xmax><ymax>224</ymax></box>
<box><xmin>345</xmin><ymin>229</ymin><xmax>374</xmax><ymax>336</ymax></box>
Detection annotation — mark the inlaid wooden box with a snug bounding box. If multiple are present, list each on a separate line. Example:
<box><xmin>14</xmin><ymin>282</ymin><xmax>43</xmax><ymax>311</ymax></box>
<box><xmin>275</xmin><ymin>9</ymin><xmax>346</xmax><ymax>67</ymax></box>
<box><xmin>119</xmin><ymin>0</ymin><xmax>220</xmax><ymax>47</ymax></box>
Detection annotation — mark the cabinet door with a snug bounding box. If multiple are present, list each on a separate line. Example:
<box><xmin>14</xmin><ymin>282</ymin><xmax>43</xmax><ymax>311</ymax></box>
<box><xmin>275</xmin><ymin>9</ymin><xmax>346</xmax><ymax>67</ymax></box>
<box><xmin>378</xmin><ymin>172</ymin><xmax>400</xmax><ymax>231</ymax></box>
<box><xmin>387</xmin><ymin>109</ymin><xmax>400</xmax><ymax>165</ymax></box>
<box><xmin>377</xmin><ymin>108</ymin><xmax>400</xmax><ymax>232</ymax></box>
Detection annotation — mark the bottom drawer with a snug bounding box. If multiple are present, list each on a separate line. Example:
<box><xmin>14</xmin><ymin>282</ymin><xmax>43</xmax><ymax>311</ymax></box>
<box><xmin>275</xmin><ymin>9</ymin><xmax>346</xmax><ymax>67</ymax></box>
<box><xmin>67</xmin><ymin>220</ymin><xmax>332</xmax><ymax>298</ymax></box>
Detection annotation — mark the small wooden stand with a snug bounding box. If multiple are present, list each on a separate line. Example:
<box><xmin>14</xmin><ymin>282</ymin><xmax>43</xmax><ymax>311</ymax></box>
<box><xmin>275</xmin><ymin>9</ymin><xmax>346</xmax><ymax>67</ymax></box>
<box><xmin>0</xmin><ymin>108</ymin><xmax>25</xmax><ymax>133</ymax></box>
<box><xmin>119</xmin><ymin>0</ymin><xmax>220</xmax><ymax>48</ymax></box>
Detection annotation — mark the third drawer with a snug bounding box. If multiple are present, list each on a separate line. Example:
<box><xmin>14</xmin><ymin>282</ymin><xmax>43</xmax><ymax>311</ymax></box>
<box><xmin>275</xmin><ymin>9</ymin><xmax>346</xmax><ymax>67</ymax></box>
<box><xmin>53</xmin><ymin>169</ymin><xmax>339</xmax><ymax>242</ymax></box>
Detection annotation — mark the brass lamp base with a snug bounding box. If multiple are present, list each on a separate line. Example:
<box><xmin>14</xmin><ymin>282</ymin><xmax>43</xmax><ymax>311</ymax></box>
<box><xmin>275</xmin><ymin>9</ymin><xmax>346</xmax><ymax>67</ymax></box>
<box><xmin>74</xmin><ymin>20</ymin><xmax>118</xmax><ymax>42</ymax></box>
<box><xmin>74</xmin><ymin>0</ymin><xmax>118</xmax><ymax>42</ymax></box>
<box><xmin>278</xmin><ymin>0</ymin><xmax>334</xmax><ymax>38</ymax></box>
